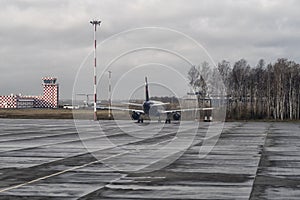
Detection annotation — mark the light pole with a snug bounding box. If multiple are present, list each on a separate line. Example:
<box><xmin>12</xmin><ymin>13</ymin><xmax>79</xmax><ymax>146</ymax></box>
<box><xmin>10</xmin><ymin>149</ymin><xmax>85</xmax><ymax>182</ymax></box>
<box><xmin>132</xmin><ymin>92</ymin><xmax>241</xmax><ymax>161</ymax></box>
<box><xmin>108</xmin><ymin>71</ymin><xmax>112</xmax><ymax>119</ymax></box>
<box><xmin>90</xmin><ymin>20</ymin><xmax>101</xmax><ymax>121</ymax></box>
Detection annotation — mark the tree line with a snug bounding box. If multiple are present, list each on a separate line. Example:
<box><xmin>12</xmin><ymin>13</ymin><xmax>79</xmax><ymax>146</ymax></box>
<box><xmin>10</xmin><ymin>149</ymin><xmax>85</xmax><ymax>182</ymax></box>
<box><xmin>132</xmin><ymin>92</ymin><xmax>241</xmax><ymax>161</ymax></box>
<box><xmin>188</xmin><ymin>58</ymin><xmax>300</xmax><ymax>120</ymax></box>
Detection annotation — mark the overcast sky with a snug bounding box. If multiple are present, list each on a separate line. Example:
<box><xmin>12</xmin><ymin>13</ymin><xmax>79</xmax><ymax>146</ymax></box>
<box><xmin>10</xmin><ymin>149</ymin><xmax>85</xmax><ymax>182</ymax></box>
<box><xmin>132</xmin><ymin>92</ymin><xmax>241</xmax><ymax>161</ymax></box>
<box><xmin>1</xmin><ymin>0</ymin><xmax>300</xmax><ymax>100</ymax></box>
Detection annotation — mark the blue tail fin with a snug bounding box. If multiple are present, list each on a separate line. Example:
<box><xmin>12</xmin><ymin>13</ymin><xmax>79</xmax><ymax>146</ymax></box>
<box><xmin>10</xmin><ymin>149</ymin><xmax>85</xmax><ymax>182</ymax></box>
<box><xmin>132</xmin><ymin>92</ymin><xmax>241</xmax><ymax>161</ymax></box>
<box><xmin>145</xmin><ymin>77</ymin><xmax>149</xmax><ymax>101</ymax></box>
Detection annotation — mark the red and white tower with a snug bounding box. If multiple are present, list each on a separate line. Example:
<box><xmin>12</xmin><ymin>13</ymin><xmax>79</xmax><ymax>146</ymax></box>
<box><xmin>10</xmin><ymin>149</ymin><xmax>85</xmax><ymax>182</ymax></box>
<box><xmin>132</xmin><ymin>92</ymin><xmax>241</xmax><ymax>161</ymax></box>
<box><xmin>90</xmin><ymin>20</ymin><xmax>101</xmax><ymax>120</ymax></box>
<box><xmin>41</xmin><ymin>77</ymin><xmax>59</xmax><ymax>108</ymax></box>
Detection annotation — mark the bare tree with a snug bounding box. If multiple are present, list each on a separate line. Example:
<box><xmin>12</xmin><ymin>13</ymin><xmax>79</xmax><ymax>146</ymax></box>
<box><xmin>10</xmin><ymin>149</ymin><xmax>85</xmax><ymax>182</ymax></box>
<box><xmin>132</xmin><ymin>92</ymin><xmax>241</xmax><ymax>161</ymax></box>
<box><xmin>188</xmin><ymin>65</ymin><xmax>200</xmax><ymax>93</ymax></box>
<box><xmin>189</xmin><ymin>58</ymin><xmax>300</xmax><ymax>121</ymax></box>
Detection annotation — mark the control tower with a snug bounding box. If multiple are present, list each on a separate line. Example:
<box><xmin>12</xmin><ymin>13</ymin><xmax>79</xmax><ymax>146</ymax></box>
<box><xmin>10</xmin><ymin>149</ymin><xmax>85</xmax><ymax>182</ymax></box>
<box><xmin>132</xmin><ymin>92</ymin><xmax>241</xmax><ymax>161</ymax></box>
<box><xmin>0</xmin><ymin>77</ymin><xmax>59</xmax><ymax>109</ymax></box>
<box><xmin>40</xmin><ymin>77</ymin><xmax>59</xmax><ymax>108</ymax></box>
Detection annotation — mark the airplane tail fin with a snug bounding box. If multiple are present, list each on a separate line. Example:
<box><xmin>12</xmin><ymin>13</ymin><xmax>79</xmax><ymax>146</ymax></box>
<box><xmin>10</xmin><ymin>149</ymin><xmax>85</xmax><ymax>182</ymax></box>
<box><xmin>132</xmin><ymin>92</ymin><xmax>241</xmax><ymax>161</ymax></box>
<box><xmin>145</xmin><ymin>77</ymin><xmax>149</xmax><ymax>101</ymax></box>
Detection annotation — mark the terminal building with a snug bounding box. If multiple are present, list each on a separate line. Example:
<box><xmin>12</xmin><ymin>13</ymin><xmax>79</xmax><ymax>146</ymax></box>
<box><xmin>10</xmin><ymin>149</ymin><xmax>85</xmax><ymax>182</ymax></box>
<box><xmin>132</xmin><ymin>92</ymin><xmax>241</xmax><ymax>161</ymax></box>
<box><xmin>0</xmin><ymin>77</ymin><xmax>59</xmax><ymax>109</ymax></box>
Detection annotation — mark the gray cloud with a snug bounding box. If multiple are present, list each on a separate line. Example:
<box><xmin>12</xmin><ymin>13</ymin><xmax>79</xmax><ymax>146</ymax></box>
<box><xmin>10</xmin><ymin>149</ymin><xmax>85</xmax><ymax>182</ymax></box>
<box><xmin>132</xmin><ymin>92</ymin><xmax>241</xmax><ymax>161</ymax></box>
<box><xmin>0</xmin><ymin>0</ymin><xmax>299</xmax><ymax>99</ymax></box>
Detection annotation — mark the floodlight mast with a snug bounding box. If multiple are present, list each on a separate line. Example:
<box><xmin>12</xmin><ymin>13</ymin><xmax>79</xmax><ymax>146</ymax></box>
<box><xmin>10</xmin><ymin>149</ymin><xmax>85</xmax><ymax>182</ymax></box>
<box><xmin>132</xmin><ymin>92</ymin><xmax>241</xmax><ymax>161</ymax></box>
<box><xmin>90</xmin><ymin>20</ymin><xmax>101</xmax><ymax>121</ymax></box>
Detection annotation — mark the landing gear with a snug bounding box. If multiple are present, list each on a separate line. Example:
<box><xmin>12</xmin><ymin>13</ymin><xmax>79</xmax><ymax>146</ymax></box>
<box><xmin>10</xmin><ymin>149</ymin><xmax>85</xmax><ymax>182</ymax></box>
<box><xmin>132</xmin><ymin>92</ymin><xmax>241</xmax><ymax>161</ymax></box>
<box><xmin>165</xmin><ymin>113</ymin><xmax>172</xmax><ymax>124</ymax></box>
<box><xmin>137</xmin><ymin>118</ymin><xmax>144</xmax><ymax>123</ymax></box>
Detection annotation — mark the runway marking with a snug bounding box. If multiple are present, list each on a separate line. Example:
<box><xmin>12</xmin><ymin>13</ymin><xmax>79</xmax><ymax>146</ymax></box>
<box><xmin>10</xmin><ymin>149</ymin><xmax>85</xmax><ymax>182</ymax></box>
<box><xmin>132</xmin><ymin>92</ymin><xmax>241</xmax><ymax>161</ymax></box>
<box><xmin>0</xmin><ymin>121</ymin><xmax>205</xmax><ymax>194</ymax></box>
<box><xmin>0</xmin><ymin>151</ymin><xmax>129</xmax><ymax>194</ymax></box>
<box><xmin>0</xmin><ymin>136</ymin><xmax>176</xmax><ymax>194</ymax></box>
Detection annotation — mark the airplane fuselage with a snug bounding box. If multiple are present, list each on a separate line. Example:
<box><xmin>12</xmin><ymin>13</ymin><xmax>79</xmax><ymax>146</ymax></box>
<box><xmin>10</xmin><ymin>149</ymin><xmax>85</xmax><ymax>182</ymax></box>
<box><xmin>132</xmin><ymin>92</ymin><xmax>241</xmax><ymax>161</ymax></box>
<box><xmin>143</xmin><ymin>100</ymin><xmax>160</xmax><ymax>115</ymax></box>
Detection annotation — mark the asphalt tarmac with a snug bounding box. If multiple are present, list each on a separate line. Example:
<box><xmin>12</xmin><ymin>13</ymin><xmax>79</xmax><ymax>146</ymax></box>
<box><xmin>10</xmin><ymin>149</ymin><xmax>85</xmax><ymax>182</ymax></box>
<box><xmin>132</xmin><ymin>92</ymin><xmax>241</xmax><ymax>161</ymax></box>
<box><xmin>0</xmin><ymin>119</ymin><xmax>299</xmax><ymax>199</ymax></box>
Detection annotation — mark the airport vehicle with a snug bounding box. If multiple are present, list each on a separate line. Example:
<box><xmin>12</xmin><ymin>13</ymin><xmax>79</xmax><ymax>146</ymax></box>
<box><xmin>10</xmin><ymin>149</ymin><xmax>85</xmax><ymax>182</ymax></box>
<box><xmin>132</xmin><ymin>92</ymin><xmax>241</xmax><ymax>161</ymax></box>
<box><xmin>110</xmin><ymin>77</ymin><xmax>213</xmax><ymax>123</ymax></box>
<box><xmin>63</xmin><ymin>104</ymin><xmax>79</xmax><ymax>109</ymax></box>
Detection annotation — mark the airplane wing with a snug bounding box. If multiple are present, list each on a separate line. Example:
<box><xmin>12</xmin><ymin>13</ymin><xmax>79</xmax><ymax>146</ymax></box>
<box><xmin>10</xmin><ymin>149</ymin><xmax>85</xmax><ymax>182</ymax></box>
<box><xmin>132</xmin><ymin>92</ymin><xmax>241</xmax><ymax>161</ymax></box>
<box><xmin>151</xmin><ymin>102</ymin><xmax>170</xmax><ymax>106</ymax></box>
<box><xmin>160</xmin><ymin>107</ymin><xmax>213</xmax><ymax>114</ymax></box>
<box><xmin>108</xmin><ymin>106</ymin><xmax>144</xmax><ymax>114</ymax></box>
<box><xmin>122</xmin><ymin>102</ymin><xmax>169</xmax><ymax>107</ymax></box>
<box><xmin>122</xmin><ymin>102</ymin><xmax>143</xmax><ymax>107</ymax></box>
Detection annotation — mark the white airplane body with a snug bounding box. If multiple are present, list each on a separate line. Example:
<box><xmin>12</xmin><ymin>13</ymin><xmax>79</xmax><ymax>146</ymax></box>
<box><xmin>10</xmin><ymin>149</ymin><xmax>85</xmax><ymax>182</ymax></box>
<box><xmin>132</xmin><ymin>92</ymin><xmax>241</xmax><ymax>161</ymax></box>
<box><xmin>111</xmin><ymin>77</ymin><xmax>213</xmax><ymax>123</ymax></box>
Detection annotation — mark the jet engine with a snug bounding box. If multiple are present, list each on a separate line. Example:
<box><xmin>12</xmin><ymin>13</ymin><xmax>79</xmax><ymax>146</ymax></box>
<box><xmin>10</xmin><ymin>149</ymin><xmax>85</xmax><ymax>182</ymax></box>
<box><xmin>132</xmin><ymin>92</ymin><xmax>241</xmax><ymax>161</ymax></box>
<box><xmin>131</xmin><ymin>111</ymin><xmax>141</xmax><ymax>120</ymax></box>
<box><xmin>172</xmin><ymin>112</ymin><xmax>181</xmax><ymax>121</ymax></box>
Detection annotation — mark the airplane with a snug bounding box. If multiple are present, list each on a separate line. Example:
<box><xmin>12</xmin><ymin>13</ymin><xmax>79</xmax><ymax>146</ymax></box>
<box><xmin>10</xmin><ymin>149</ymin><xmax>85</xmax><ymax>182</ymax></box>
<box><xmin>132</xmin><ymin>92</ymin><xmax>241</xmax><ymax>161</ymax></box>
<box><xmin>111</xmin><ymin>77</ymin><xmax>213</xmax><ymax>123</ymax></box>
